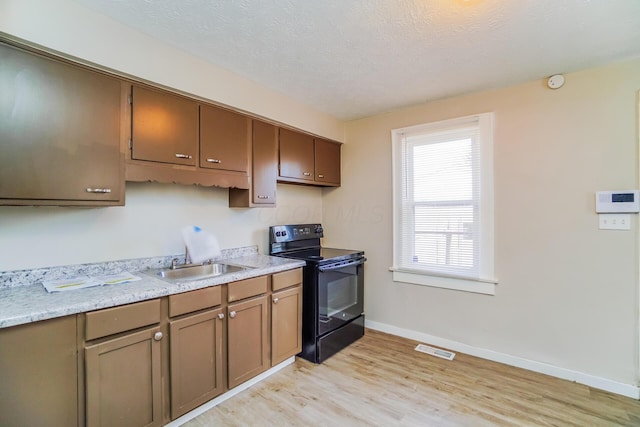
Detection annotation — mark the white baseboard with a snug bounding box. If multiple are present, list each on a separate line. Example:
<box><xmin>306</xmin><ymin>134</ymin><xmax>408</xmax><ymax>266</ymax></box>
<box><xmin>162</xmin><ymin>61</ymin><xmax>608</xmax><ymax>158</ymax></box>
<box><xmin>166</xmin><ymin>356</ymin><xmax>296</xmax><ymax>427</ymax></box>
<box><xmin>366</xmin><ymin>319</ymin><xmax>640</xmax><ymax>400</ymax></box>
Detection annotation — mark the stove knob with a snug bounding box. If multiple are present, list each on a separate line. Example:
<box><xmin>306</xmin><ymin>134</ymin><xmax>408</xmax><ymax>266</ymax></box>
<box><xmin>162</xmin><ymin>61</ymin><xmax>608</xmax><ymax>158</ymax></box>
<box><xmin>275</xmin><ymin>231</ymin><xmax>281</xmax><ymax>237</ymax></box>
<box><xmin>282</xmin><ymin>230</ymin><xmax>287</xmax><ymax>237</ymax></box>
<box><xmin>315</xmin><ymin>226</ymin><xmax>323</xmax><ymax>235</ymax></box>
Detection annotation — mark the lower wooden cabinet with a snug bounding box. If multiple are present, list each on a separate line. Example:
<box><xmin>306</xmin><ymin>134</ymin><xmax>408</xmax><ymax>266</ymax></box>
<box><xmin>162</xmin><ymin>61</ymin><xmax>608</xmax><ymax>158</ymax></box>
<box><xmin>85</xmin><ymin>326</ymin><xmax>164</xmax><ymax>427</ymax></box>
<box><xmin>0</xmin><ymin>269</ymin><xmax>303</xmax><ymax>427</ymax></box>
<box><xmin>0</xmin><ymin>316</ymin><xmax>78</xmax><ymax>427</ymax></box>
<box><xmin>271</xmin><ymin>284</ymin><xmax>303</xmax><ymax>366</ymax></box>
<box><xmin>169</xmin><ymin>307</ymin><xmax>226</xmax><ymax>419</ymax></box>
<box><xmin>227</xmin><ymin>295</ymin><xmax>270</xmax><ymax>388</ymax></box>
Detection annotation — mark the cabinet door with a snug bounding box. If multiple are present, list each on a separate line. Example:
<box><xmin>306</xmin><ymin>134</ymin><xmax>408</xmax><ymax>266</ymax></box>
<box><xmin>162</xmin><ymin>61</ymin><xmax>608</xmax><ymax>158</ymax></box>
<box><xmin>0</xmin><ymin>316</ymin><xmax>78</xmax><ymax>427</ymax></box>
<box><xmin>200</xmin><ymin>104</ymin><xmax>249</xmax><ymax>173</ymax></box>
<box><xmin>252</xmin><ymin>120</ymin><xmax>278</xmax><ymax>205</ymax></box>
<box><xmin>0</xmin><ymin>43</ymin><xmax>122</xmax><ymax>204</ymax></box>
<box><xmin>314</xmin><ymin>138</ymin><xmax>341</xmax><ymax>185</ymax></box>
<box><xmin>271</xmin><ymin>285</ymin><xmax>303</xmax><ymax>366</ymax></box>
<box><xmin>85</xmin><ymin>326</ymin><xmax>163</xmax><ymax>427</ymax></box>
<box><xmin>278</xmin><ymin>128</ymin><xmax>314</xmax><ymax>181</ymax></box>
<box><xmin>131</xmin><ymin>85</ymin><xmax>198</xmax><ymax>166</ymax></box>
<box><xmin>227</xmin><ymin>295</ymin><xmax>269</xmax><ymax>388</ymax></box>
<box><xmin>169</xmin><ymin>308</ymin><xmax>225</xmax><ymax>419</ymax></box>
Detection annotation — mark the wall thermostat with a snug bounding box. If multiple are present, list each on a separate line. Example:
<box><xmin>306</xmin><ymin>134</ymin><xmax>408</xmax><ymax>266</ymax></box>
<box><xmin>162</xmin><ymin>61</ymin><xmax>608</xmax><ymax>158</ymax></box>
<box><xmin>595</xmin><ymin>190</ymin><xmax>640</xmax><ymax>213</ymax></box>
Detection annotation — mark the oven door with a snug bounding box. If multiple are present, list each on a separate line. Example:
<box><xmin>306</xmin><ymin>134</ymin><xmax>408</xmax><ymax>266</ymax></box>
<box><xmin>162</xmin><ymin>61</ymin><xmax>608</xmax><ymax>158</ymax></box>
<box><xmin>317</xmin><ymin>257</ymin><xmax>365</xmax><ymax>336</ymax></box>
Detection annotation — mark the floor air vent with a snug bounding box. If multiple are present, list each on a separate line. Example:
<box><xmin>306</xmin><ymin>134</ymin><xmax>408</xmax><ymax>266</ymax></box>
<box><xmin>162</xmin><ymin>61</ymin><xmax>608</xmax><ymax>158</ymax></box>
<box><xmin>414</xmin><ymin>344</ymin><xmax>455</xmax><ymax>360</ymax></box>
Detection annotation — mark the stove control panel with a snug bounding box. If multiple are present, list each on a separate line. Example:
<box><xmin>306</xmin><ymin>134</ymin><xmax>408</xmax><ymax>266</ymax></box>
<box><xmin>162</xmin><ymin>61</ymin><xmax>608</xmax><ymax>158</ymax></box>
<box><xmin>269</xmin><ymin>224</ymin><xmax>324</xmax><ymax>243</ymax></box>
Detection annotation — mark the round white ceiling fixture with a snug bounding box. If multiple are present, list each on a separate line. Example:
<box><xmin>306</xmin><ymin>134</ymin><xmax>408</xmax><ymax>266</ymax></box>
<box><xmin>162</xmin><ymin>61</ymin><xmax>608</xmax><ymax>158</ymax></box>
<box><xmin>547</xmin><ymin>74</ymin><xmax>565</xmax><ymax>89</ymax></box>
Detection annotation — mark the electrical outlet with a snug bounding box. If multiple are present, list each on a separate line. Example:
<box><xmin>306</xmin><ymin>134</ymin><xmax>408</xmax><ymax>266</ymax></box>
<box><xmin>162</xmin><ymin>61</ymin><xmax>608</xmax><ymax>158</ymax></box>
<box><xmin>599</xmin><ymin>214</ymin><xmax>631</xmax><ymax>230</ymax></box>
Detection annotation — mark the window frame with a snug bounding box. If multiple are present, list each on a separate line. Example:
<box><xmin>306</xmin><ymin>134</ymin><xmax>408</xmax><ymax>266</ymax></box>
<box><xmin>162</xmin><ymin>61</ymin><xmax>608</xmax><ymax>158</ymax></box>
<box><xmin>390</xmin><ymin>113</ymin><xmax>497</xmax><ymax>295</ymax></box>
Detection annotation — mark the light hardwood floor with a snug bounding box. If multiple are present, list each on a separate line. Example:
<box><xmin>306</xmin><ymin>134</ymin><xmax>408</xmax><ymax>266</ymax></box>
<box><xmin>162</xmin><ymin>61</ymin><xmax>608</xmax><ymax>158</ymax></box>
<box><xmin>184</xmin><ymin>329</ymin><xmax>640</xmax><ymax>426</ymax></box>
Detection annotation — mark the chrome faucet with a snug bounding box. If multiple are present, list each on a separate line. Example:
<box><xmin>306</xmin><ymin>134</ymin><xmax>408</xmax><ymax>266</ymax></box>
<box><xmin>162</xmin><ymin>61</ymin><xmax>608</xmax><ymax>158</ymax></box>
<box><xmin>170</xmin><ymin>247</ymin><xmax>212</xmax><ymax>269</ymax></box>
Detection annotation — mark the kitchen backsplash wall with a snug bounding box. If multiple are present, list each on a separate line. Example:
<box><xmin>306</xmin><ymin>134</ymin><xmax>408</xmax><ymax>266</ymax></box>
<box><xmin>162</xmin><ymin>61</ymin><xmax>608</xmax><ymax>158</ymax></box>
<box><xmin>0</xmin><ymin>183</ymin><xmax>323</xmax><ymax>271</ymax></box>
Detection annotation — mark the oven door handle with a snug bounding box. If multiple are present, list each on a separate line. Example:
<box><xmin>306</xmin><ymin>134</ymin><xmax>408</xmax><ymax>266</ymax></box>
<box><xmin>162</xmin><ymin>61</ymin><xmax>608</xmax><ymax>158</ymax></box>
<box><xmin>317</xmin><ymin>257</ymin><xmax>367</xmax><ymax>272</ymax></box>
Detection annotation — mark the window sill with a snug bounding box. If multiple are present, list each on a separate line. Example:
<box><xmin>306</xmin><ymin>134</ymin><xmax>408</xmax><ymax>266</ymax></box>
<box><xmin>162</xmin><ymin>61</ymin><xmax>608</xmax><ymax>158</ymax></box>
<box><xmin>389</xmin><ymin>268</ymin><xmax>497</xmax><ymax>295</ymax></box>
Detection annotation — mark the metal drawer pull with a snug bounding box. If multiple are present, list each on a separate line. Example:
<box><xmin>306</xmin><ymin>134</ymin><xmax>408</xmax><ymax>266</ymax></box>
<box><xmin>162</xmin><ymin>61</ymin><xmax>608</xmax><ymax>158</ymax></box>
<box><xmin>318</xmin><ymin>174</ymin><xmax>325</xmax><ymax>178</ymax></box>
<box><xmin>257</xmin><ymin>195</ymin><xmax>270</xmax><ymax>199</ymax></box>
<box><xmin>206</xmin><ymin>158</ymin><xmax>222</xmax><ymax>164</ymax></box>
<box><xmin>217</xmin><ymin>313</ymin><xmax>225</xmax><ymax>320</ymax></box>
<box><xmin>303</xmin><ymin>172</ymin><xmax>311</xmax><ymax>176</ymax></box>
<box><xmin>86</xmin><ymin>187</ymin><xmax>112</xmax><ymax>194</ymax></box>
<box><xmin>153</xmin><ymin>332</ymin><xmax>163</xmax><ymax>341</ymax></box>
<box><xmin>175</xmin><ymin>153</ymin><xmax>193</xmax><ymax>159</ymax></box>
<box><xmin>273</xmin><ymin>297</ymin><xmax>279</xmax><ymax>304</ymax></box>
<box><xmin>229</xmin><ymin>311</ymin><xmax>237</xmax><ymax>319</ymax></box>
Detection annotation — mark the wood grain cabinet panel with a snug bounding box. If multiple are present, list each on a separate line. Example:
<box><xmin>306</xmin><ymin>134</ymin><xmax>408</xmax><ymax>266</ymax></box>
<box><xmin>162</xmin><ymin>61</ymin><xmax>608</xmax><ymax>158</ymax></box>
<box><xmin>0</xmin><ymin>316</ymin><xmax>78</xmax><ymax>427</ymax></box>
<box><xmin>314</xmin><ymin>138</ymin><xmax>341</xmax><ymax>185</ymax></box>
<box><xmin>278</xmin><ymin>128</ymin><xmax>315</xmax><ymax>181</ymax></box>
<box><xmin>169</xmin><ymin>286</ymin><xmax>222</xmax><ymax>317</ymax></box>
<box><xmin>272</xmin><ymin>268</ymin><xmax>302</xmax><ymax>292</ymax></box>
<box><xmin>0</xmin><ymin>42</ymin><xmax>123</xmax><ymax>205</ymax></box>
<box><xmin>277</xmin><ymin>127</ymin><xmax>341</xmax><ymax>187</ymax></box>
<box><xmin>250</xmin><ymin>120</ymin><xmax>278</xmax><ymax>205</ymax></box>
<box><xmin>85</xmin><ymin>326</ymin><xmax>163</xmax><ymax>427</ymax></box>
<box><xmin>131</xmin><ymin>85</ymin><xmax>198</xmax><ymax>166</ymax></box>
<box><xmin>200</xmin><ymin>104</ymin><xmax>249</xmax><ymax>173</ymax></box>
<box><xmin>227</xmin><ymin>295</ymin><xmax>269</xmax><ymax>388</ymax></box>
<box><xmin>169</xmin><ymin>307</ymin><xmax>226</xmax><ymax>419</ymax></box>
<box><xmin>271</xmin><ymin>285</ymin><xmax>302</xmax><ymax>366</ymax></box>
<box><xmin>229</xmin><ymin>119</ymin><xmax>277</xmax><ymax>207</ymax></box>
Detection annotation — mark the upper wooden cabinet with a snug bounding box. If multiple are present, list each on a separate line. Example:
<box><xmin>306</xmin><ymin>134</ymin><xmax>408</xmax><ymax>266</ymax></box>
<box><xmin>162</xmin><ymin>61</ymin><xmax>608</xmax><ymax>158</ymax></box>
<box><xmin>278</xmin><ymin>128</ymin><xmax>341</xmax><ymax>187</ymax></box>
<box><xmin>131</xmin><ymin>85</ymin><xmax>198</xmax><ymax>166</ymax></box>
<box><xmin>229</xmin><ymin>120</ymin><xmax>278</xmax><ymax>207</ymax></box>
<box><xmin>314</xmin><ymin>138</ymin><xmax>341</xmax><ymax>185</ymax></box>
<box><xmin>127</xmin><ymin>85</ymin><xmax>250</xmax><ymax>189</ymax></box>
<box><xmin>200</xmin><ymin>104</ymin><xmax>250</xmax><ymax>173</ymax></box>
<box><xmin>0</xmin><ymin>42</ymin><xmax>124</xmax><ymax>206</ymax></box>
<box><xmin>278</xmin><ymin>128</ymin><xmax>315</xmax><ymax>182</ymax></box>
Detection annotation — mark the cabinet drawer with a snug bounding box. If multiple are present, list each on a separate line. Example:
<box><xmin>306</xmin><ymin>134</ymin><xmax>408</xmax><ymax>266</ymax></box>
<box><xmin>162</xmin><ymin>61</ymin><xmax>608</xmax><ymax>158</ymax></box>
<box><xmin>272</xmin><ymin>268</ymin><xmax>302</xmax><ymax>292</ymax></box>
<box><xmin>169</xmin><ymin>286</ymin><xmax>222</xmax><ymax>317</ymax></box>
<box><xmin>228</xmin><ymin>276</ymin><xmax>268</xmax><ymax>303</ymax></box>
<box><xmin>85</xmin><ymin>299</ymin><xmax>161</xmax><ymax>341</ymax></box>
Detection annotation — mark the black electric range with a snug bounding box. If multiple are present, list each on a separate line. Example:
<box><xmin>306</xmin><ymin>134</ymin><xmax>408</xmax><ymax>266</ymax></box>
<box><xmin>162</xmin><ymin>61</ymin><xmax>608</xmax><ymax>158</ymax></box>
<box><xmin>269</xmin><ymin>224</ymin><xmax>366</xmax><ymax>363</ymax></box>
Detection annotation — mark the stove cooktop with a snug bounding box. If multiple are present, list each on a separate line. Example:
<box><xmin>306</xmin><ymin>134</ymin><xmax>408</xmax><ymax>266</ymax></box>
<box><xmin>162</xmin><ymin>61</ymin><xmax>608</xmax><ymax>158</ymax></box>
<box><xmin>279</xmin><ymin>247</ymin><xmax>364</xmax><ymax>263</ymax></box>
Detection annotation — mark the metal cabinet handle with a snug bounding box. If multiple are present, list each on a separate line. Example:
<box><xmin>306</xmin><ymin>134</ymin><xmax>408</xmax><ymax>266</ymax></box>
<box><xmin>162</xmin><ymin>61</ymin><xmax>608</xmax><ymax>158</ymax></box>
<box><xmin>257</xmin><ymin>195</ymin><xmax>270</xmax><ymax>199</ymax></box>
<box><xmin>229</xmin><ymin>311</ymin><xmax>237</xmax><ymax>319</ymax></box>
<box><xmin>318</xmin><ymin>174</ymin><xmax>325</xmax><ymax>179</ymax></box>
<box><xmin>206</xmin><ymin>158</ymin><xmax>222</xmax><ymax>164</ymax></box>
<box><xmin>86</xmin><ymin>187</ymin><xmax>112</xmax><ymax>194</ymax></box>
<box><xmin>217</xmin><ymin>313</ymin><xmax>225</xmax><ymax>320</ymax></box>
<box><xmin>175</xmin><ymin>153</ymin><xmax>193</xmax><ymax>159</ymax></box>
<box><xmin>273</xmin><ymin>297</ymin><xmax>279</xmax><ymax>304</ymax></box>
<box><xmin>153</xmin><ymin>332</ymin><xmax>163</xmax><ymax>341</ymax></box>
<box><xmin>303</xmin><ymin>172</ymin><xmax>311</xmax><ymax>176</ymax></box>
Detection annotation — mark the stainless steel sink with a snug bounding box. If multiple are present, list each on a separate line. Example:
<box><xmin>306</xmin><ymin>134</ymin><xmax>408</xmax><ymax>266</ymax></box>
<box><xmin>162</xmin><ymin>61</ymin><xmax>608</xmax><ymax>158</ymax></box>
<box><xmin>149</xmin><ymin>263</ymin><xmax>250</xmax><ymax>283</ymax></box>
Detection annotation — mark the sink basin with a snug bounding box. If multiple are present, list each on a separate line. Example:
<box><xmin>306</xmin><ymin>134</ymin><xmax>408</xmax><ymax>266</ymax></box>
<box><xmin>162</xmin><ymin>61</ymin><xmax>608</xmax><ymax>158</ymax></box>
<box><xmin>150</xmin><ymin>263</ymin><xmax>250</xmax><ymax>283</ymax></box>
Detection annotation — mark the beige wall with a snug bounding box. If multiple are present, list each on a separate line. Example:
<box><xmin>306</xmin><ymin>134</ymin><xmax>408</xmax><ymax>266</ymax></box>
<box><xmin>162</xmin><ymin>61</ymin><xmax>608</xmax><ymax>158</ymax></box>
<box><xmin>324</xmin><ymin>58</ymin><xmax>640</xmax><ymax>386</ymax></box>
<box><xmin>0</xmin><ymin>183</ymin><xmax>323</xmax><ymax>271</ymax></box>
<box><xmin>0</xmin><ymin>0</ymin><xmax>336</xmax><ymax>270</ymax></box>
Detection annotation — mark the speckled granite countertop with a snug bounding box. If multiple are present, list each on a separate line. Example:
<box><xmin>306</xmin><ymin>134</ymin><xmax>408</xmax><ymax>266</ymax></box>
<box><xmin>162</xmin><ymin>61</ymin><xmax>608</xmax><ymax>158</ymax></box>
<box><xmin>0</xmin><ymin>246</ymin><xmax>305</xmax><ymax>329</ymax></box>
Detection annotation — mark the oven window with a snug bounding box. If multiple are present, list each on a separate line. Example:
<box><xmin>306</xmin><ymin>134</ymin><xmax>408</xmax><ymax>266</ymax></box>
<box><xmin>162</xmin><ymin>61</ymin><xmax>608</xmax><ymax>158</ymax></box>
<box><xmin>319</xmin><ymin>264</ymin><xmax>362</xmax><ymax>323</ymax></box>
<box><xmin>324</xmin><ymin>275</ymin><xmax>358</xmax><ymax>317</ymax></box>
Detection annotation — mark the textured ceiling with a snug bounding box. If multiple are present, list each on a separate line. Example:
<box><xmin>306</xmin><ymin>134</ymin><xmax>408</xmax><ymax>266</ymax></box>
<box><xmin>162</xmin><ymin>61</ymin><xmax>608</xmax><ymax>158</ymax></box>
<box><xmin>75</xmin><ymin>0</ymin><xmax>640</xmax><ymax>120</ymax></box>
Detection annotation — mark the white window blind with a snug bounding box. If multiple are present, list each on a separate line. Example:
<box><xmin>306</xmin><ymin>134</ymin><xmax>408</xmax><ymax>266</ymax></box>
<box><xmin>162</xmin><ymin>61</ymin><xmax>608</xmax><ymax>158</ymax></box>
<box><xmin>391</xmin><ymin>113</ymin><xmax>496</xmax><ymax>294</ymax></box>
